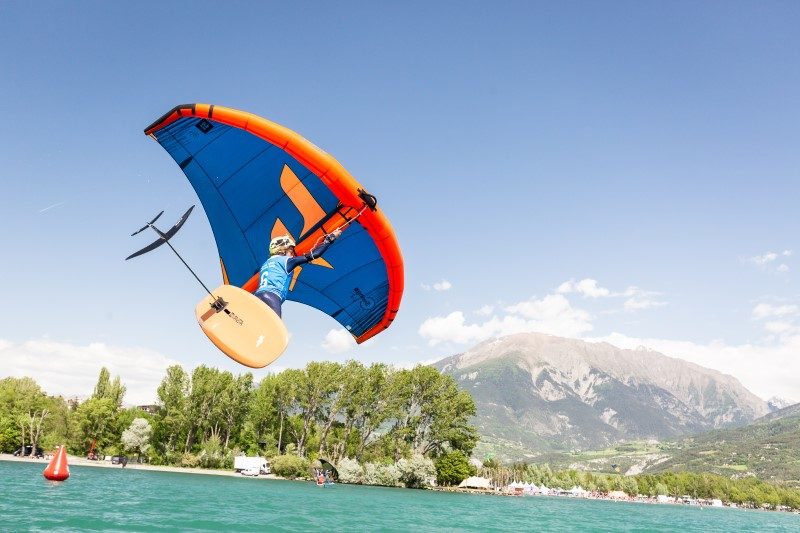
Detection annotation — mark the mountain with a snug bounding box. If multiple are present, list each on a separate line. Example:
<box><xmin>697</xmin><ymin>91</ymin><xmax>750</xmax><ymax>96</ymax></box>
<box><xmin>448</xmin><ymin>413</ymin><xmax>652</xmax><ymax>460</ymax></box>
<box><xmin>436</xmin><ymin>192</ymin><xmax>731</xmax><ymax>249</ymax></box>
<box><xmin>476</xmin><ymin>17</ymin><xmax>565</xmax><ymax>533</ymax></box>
<box><xmin>767</xmin><ymin>396</ymin><xmax>797</xmax><ymax>412</ymax></box>
<box><xmin>757</xmin><ymin>401</ymin><xmax>800</xmax><ymax>424</ymax></box>
<box><xmin>434</xmin><ymin>332</ymin><xmax>769</xmax><ymax>459</ymax></box>
<box><xmin>642</xmin><ymin>402</ymin><xmax>800</xmax><ymax>485</ymax></box>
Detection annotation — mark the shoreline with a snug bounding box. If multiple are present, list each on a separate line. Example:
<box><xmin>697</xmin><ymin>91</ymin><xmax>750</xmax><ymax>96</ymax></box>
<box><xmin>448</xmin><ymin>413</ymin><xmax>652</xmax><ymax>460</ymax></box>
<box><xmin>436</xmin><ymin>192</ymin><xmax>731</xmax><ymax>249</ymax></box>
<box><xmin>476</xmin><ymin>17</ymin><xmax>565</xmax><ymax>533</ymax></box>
<box><xmin>431</xmin><ymin>485</ymin><xmax>800</xmax><ymax>515</ymax></box>
<box><xmin>4</xmin><ymin>454</ymin><xmax>798</xmax><ymax>515</ymax></box>
<box><xmin>0</xmin><ymin>454</ymin><xmax>284</xmax><ymax>481</ymax></box>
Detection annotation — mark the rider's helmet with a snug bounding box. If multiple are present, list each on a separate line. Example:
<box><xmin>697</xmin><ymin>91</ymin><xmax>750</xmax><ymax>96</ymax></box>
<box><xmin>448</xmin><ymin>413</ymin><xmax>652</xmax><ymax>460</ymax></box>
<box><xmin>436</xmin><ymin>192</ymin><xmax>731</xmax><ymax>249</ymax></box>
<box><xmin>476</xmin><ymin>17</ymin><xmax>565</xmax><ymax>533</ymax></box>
<box><xmin>269</xmin><ymin>235</ymin><xmax>296</xmax><ymax>256</ymax></box>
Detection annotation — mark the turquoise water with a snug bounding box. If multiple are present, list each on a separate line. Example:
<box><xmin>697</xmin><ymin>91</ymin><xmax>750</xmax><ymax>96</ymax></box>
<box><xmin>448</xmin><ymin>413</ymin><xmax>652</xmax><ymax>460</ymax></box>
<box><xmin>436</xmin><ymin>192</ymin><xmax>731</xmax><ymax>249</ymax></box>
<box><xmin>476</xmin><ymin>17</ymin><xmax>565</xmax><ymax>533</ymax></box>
<box><xmin>2</xmin><ymin>460</ymin><xmax>799</xmax><ymax>532</ymax></box>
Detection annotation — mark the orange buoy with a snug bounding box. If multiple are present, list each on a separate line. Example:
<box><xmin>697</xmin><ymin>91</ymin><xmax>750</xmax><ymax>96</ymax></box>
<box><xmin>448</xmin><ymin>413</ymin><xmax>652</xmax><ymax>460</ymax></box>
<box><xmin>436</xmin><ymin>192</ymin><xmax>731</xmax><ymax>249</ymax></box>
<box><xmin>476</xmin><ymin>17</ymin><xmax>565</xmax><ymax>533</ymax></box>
<box><xmin>43</xmin><ymin>445</ymin><xmax>69</xmax><ymax>481</ymax></box>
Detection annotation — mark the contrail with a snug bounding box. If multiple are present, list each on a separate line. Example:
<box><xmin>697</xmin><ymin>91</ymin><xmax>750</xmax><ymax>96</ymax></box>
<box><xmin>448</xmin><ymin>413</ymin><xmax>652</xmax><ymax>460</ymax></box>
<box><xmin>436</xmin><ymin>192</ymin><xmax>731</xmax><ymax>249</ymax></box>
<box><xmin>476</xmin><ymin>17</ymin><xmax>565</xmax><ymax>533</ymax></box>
<box><xmin>38</xmin><ymin>201</ymin><xmax>65</xmax><ymax>213</ymax></box>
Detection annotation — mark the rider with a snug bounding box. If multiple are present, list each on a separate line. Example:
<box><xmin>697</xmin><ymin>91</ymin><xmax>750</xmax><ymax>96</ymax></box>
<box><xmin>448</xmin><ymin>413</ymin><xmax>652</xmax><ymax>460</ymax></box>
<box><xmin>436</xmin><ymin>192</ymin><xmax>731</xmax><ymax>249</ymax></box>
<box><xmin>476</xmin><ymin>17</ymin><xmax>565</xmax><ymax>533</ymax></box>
<box><xmin>255</xmin><ymin>230</ymin><xmax>341</xmax><ymax>317</ymax></box>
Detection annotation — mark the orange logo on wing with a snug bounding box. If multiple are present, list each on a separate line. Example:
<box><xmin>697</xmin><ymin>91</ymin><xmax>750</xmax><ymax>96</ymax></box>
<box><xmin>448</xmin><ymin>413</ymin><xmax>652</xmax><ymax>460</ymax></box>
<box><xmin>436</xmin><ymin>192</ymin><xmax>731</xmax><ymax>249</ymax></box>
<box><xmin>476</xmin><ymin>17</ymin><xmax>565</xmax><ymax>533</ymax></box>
<box><xmin>270</xmin><ymin>164</ymin><xmax>334</xmax><ymax>292</ymax></box>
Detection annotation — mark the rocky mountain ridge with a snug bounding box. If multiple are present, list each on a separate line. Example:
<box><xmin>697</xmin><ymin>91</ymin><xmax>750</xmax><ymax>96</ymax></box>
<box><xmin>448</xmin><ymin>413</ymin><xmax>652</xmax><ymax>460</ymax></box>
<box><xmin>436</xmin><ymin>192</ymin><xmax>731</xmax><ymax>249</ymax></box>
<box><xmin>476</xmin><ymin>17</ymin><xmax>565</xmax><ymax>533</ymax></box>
<box><xmin>434</xmin><ymin>332</ymin><xmax>769</xmax><ymax>456</ymax></box>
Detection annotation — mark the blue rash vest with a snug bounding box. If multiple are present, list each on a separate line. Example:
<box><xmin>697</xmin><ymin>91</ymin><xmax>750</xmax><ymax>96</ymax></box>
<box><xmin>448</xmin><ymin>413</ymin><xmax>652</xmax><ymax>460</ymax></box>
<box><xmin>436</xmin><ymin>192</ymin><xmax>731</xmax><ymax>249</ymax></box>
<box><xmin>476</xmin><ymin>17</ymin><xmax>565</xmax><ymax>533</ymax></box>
<box><xmin>255</xmin><ymin>238</ymin><xmax>335</xmax><ymax>302</ymax></box>
<box><xmin>257</xmin><ymin>255</ymin><xmax>291</xmax><ymax>300</ymax></box>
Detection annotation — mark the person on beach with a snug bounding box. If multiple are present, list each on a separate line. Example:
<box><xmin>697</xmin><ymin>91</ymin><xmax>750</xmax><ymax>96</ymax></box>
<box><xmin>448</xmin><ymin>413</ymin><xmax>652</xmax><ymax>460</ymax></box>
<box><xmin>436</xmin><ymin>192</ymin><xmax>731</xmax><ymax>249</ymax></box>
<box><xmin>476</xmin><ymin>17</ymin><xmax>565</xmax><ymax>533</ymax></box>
<box><xmin>255</xmin><ymin>230</ymin><xmax>342</xmax><ymax>318</ymax></box>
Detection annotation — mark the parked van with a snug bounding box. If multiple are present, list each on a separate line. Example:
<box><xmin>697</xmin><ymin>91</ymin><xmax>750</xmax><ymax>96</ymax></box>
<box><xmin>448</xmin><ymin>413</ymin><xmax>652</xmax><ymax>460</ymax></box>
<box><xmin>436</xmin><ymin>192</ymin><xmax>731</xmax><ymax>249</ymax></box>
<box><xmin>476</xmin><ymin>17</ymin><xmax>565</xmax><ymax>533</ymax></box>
<box><xmin>233</xmin><ymin>456</ymin><xmax>270</xmax><ymax>475</ymax></box>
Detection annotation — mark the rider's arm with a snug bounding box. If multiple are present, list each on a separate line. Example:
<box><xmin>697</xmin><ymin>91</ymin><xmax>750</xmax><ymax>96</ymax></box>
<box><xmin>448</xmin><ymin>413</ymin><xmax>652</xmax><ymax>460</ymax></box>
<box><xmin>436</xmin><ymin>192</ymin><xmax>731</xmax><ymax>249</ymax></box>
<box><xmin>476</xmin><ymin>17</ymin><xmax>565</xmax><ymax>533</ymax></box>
<box><xmin>286</xmin><ymin>232</ymin><xmax>339</xmax><ymax>272</ymax></box>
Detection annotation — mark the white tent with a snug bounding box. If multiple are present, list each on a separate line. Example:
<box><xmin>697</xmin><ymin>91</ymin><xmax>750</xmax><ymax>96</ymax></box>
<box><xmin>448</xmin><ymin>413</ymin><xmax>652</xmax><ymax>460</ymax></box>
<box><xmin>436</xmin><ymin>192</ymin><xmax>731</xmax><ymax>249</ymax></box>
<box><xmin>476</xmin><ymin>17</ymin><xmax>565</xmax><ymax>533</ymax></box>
<box><xmin>538</xmin><ymin>485</ymin><xmax>551</xmax><ymax>495</ymax></box>
<box><xmin>459</xmin><ymin>476</ymin><xmax>491</xmax><ymax>489</ymax></box>
<box><xmin>570</xmin><ymin>486</ymin><xmax>588</xmax><ymax>496</ymax></box>
<box><xmin>523</xmin><ymin>483</ymin><xmax>538</xmax><ymax>495</ymax></box>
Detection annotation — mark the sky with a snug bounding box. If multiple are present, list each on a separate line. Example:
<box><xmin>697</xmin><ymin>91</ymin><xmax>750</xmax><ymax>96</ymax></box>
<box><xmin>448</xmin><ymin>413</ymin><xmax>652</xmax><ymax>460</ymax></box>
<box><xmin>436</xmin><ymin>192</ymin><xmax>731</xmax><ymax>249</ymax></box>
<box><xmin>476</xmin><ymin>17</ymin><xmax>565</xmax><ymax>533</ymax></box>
<box><xmin>1</xmin><ymin>1</ymin><xmax>799</xmax><ymax>405</ymax></box>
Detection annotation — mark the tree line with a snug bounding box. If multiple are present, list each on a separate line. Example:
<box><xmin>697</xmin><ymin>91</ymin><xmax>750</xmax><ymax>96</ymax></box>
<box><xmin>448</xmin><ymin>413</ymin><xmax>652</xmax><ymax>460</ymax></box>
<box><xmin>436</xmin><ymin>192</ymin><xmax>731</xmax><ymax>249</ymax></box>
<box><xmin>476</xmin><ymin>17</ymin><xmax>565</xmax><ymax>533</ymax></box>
<box><xmin>0</xmin><ymin>361</ymin><xmax>478</xmax><ymax>475</ymax></box>
<box><xmin>4</xmin><ymin>363</ymin><xmax>799</xmax><ymax>507</ymax></box>
<box><xmin>478</xmin><ymin>462</ymin><xmax>800</xmax><ymax>510</ymax></box>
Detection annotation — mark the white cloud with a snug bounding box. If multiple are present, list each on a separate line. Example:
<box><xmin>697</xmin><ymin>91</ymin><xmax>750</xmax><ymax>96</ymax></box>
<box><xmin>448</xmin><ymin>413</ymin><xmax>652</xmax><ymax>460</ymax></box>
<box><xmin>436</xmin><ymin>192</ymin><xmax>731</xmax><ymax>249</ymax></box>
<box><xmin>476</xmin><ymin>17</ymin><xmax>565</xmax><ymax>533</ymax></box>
<box><xmin>392</xmin><ymin>357</ymin><xmax>442</xmax><ymax>370</ymax></box>
<box><xmin>475</xmin><ymin>305</ymin><xmax>494</xmax><ymax>316</ymax></box>
<box><xmin>422</xmin><ymin>279</ymin><xmax>453</xmax><ymax>292</ymax></box>
<box><xmin>588</xmin><ymin>331</ymin><xmax>800</xmax><ymax>400</ymax></box>
<box><xmin>0</xmin><ymin>339</ymin><xmax>178</xmax><ymax>405</ymax></box>
<box><xmin>624</xmin><ymin>296</ymin><xmax>667</xmax><ymax>311</ymax></box>
<box><xmin>751</xmin><ymin>252</ymin><xmax>779</xmax><ymax>266</ymax></box>
<box><xmin>763</xmin><ymin>321</ymin><xmax>796</xmax><ymax>335</ymax></box>
<box><xmin>747</xmin><ymin>250</ymin><xmax>792</xmax><ymax>273</ymax></box>
<box><xmin>321</xmin><ymin>328</ymin><xmax>356</xmax><ymax>354</ymax></box>
<box><xmin>557</xmin><ymin>278</ymin><xmax>611</xmax><ymax>298</ymax></box>
<box><xmin>433</xmin><ymin>280</ymin><xmax>452</xmax><ymax>291</ymax></box>
<box><xmin>556</xmin><ymin>281</ymin><xmax>574</xmax><ymax>293</ymax></box>
<box><xmin>418</xmin><ymin>311</ymin><xmax>491</xmax><ymax>346</ymax></box>
<box><xmin>418</xmin><ymin>294</ymin><xmax>593</xmax><ymax>346</ymax></box>
<box><xmin>558</xmin><ymin>279</ymin><xmax>666</xmax><ymax>312</ymax></box>
<box><xmin>751</xmin><ymin>303</ymin><xmax>799</xmax><ymax>320</ymax></box>
<box><xmin>619</xmin><ymin>286</ymin><xmax>666</xmax><ymax>311</ymax></box>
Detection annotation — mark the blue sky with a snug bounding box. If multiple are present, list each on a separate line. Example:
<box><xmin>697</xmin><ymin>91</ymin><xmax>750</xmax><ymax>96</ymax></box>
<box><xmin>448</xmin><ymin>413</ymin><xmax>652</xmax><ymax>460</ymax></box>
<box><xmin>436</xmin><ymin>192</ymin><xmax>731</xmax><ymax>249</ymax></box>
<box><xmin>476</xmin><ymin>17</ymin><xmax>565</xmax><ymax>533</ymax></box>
<box><xmin>1</xmin><ymin>1</ymin><xmax>799</xmax><ymax>403</ymax></box>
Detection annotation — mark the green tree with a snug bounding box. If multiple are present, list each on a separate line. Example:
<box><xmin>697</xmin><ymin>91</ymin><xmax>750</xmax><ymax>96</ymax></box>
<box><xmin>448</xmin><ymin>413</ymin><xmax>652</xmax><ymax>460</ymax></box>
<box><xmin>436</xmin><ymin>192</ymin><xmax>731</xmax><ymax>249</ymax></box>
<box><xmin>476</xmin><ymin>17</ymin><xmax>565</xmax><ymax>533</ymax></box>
<box><xmin>92</xmin><ymin>367</ymin><xmax>126</xmax><ymax>408</ymax></box>
<box><xmin>291</xmin><ymin>362</ymin><xmax>341</xmax><ymax>456</ymax></box>
<box><xmin>348</xmin><ymin>363</ymin><xmax>394</xmax><ymax>462</ymax></box>
<box><xmin>317</xmin><ymin>361</ymin><xmax>359</xmax><ymax>457</ymax></box>
<box><xmin>74</xmin><ymin>397</ymin><xmax>117</xmax><ymax>452</ymax></box>
<box><xmin>248</xmin><ymin>374</ymin><xmax>280</xmax><ymax>454</ymax></box>
<box><xmin>93</xmin><ymin>368</ymin><xmax>111</xmax><ymax>400</ymax></box>
<box><xmin>0</xmin><ymin>377</ymin><xmax>49</xmax><ymax>453</ymax></box>
<box><xmin>622</xmin><ymin>476</ymin><xmax>640</xmax><ymax>496</ymax></box>
<box><xmin>218</xmin><ymin>372</ymin><xmax>253</xmax><ymax>448</ymax></box>
<box><xmin>183</xmin><ymin>366</ymin><xmax>225</xmax><ymax>452</ymax></box>
<box><xmin>155</xmin><ymin>365</ymin><xmax>189</xmax><ymax>455</ymax></box>
<box><xmin>391</xmin><ymin>366</ymin><xmax>478</xmax><ymax>459</ymax></box>
<box><xmin>274</xmin><ymin>369</ymin><xmax>302</xmax><ymax>453</ymax></box>
<box><xmin>435</xmin><ymin>450</ymin><xmax>475</xmax><ymax>486</ymax></box>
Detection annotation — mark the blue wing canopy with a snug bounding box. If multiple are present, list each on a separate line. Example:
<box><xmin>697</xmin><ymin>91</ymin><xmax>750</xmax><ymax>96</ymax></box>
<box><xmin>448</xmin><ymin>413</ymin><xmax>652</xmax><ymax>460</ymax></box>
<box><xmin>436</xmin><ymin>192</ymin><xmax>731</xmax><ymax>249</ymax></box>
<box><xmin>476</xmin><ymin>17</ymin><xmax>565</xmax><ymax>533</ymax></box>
<box><xmin>146</xmin><ymin>105</ymin><xmax>401</xmax><ymax>341</ymax></box>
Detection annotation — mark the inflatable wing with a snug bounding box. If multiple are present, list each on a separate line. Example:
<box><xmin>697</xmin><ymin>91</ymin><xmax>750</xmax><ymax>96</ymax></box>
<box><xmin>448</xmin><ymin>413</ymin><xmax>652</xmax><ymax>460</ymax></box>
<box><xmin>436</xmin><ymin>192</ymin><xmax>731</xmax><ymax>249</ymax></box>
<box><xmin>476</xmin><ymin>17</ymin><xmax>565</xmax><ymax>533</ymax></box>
<box><xmin>144</xmin><ymin>104</ymin><xmax>403</xmax><ymax>343</ymax></box>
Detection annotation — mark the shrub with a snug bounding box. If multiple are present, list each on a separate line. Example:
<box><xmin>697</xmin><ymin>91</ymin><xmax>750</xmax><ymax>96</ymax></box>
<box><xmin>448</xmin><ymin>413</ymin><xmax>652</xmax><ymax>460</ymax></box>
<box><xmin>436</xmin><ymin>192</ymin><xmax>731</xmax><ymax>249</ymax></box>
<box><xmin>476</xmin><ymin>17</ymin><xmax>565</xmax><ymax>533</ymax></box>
<box><xmin>337</xmin><ymin>458</ymin><xmax>363</xmax><ymax>484</ymax></box>
<box><xmin>398</xmin><ymin>455</ymin><xmax>436</xmax><ymax>489</ymax></box>
<box><xmin>104</xmin><ymin>445</ymin><xmax>120</xmax><ymax>457</ymax></box>
<box><xmin>198</xmin><ymin>436</ymin><xmax>224</xmax><ymax>469</ymax></box>
<box><xmin>180</xmin><ymin>452</ymin><xmax>199</xmax><ymax>468</ymax></box>
<box><xmin>165</xmin><ymin>450</ymin><xmax>183</xmax><ymax>466</ymax></box>
<box><xmin>147</xmin><ymin>451</ymin><xmax>165</xmax><ymax>466</ymax></box>
<box><xmin>271</xmin><ymin>454</ymin><xmax>310</xmax><ymax>479</ymax></box>
<box><xmin>374</xmin><ymin>463</ymin><xmax>401</xmax><ymax>487</ymax></box>
<box><xmin>220</xmin><ymin>450</ymin><xmax>234</xmax><ymax>470</ymax></box>
<box><xmin>362</xmin><ymin>463</ymin><xmax>380</xmax><ymax>485</ymax></box>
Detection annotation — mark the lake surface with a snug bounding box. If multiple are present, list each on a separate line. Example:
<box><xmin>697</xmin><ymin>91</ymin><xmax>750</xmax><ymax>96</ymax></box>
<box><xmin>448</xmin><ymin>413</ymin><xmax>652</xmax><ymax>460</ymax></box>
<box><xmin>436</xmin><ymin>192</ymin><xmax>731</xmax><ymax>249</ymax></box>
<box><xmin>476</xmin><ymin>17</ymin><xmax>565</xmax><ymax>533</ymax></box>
<box><xmin>2</xmin><ymin>460</ymin><xmax>799</xmax><ymax>532</ymax></box>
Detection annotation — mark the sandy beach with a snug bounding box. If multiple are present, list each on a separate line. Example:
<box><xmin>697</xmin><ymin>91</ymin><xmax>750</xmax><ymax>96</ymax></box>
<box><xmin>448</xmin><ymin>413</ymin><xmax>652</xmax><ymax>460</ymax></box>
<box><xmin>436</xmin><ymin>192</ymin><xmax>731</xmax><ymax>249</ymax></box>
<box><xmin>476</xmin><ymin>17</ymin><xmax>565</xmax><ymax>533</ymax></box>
<box><xmin>0</xmin><ymin>453</ymin><xmax>282</xmax><ymax>480</ymax></box>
